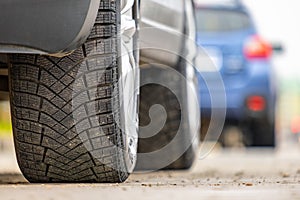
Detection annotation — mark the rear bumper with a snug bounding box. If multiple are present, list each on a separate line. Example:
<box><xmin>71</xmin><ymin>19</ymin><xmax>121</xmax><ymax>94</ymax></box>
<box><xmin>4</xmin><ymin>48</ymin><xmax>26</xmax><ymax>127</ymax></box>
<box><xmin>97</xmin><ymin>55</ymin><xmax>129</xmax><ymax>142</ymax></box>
<box><xmin>0</xmin><ymin>0</ymin><xmax>99</xmax><ymax>54</ymax></box>
<box><xmin>199</xmin><ymin>63</ymin><xmax>277</xmax><ymax>121</ymax></box>
<box><xmin>201</xmin><ymin>87</ymin><xmax>274</xmax><ymax>121</ymax></box>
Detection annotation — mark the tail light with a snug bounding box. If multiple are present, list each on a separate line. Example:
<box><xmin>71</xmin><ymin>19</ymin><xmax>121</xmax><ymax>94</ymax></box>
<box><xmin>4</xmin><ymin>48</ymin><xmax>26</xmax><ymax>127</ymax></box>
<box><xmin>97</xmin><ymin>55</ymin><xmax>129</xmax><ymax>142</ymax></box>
<box><xmin>243</xmin><ymin>35</ymin><xmax>272</xmax><ymax>60</ymax></box>
<box><xmin>246</xmin><ymin>96</ymin><xmax>266</xmax><ymax>112</ymax></box>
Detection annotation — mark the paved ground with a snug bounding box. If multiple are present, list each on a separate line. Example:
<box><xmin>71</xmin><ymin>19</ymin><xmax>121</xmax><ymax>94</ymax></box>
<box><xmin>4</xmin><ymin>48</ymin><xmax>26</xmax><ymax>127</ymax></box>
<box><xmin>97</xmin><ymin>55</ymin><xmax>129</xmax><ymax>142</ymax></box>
<box><xmin>1</xmin><ymin>136</ymin><xmax>300</xmax><ymax>200</ymax></box>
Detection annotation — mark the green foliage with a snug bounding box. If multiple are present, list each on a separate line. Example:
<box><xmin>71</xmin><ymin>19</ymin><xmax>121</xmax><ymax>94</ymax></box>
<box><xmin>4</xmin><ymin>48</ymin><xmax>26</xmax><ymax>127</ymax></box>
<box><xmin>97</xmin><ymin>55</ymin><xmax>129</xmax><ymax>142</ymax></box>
<box><xmin>0</xmin><ymin>121</ymin><xmax>12</xmax><ymax>137</ymax></box>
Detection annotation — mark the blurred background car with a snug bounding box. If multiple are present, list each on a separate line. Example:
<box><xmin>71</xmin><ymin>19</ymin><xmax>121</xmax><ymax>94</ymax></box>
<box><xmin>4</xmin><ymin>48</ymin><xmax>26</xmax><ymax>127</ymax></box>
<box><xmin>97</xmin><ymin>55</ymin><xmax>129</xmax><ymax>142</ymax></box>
<box><xmin>195</xmin><ymin>0</ymin><xmax>278</xmax><ymax>147</ymax></box>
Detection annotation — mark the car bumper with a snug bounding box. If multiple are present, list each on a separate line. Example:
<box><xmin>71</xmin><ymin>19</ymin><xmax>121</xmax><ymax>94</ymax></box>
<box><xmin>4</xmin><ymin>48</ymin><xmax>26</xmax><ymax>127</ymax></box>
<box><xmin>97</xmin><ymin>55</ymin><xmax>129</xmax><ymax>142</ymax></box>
<box><xmin>199</xmin><ymin>62</ymin><xmax>276</xmax><ymax>121</ymax></box>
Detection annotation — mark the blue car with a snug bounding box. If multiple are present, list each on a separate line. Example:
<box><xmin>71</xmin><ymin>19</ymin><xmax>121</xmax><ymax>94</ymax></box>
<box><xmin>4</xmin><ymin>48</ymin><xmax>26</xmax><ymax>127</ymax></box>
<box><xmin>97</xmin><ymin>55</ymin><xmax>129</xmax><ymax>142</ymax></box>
<box><xmin>195</xmin><ymin>0</ymin><xmax>277</xmax><ymax>146</ymax></box>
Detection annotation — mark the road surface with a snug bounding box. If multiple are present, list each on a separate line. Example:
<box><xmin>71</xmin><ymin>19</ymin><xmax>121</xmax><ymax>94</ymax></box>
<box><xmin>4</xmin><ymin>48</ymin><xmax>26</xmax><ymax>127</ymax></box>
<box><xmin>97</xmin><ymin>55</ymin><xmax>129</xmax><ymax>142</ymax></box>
<box><xmin>1</xmin><ymin>137</ymin><xmax>300</xmax><ymax>200</ymax></box>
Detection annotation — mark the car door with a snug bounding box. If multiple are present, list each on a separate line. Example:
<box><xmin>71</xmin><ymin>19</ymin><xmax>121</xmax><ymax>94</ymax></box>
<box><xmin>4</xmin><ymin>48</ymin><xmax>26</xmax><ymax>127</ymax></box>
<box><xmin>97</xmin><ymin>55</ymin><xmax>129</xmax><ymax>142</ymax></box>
<box><xmin>139</xmin><ymin>0</ymin><xmax>185</xmax><ymax>66</ymax></box>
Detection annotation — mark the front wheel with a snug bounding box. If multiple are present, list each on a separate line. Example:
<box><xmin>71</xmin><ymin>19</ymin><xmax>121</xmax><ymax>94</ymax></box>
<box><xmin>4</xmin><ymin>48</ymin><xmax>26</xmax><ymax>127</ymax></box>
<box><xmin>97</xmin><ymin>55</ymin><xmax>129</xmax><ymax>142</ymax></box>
<box><xmin>9</xmin><ymin>0</ymin><xmax>139</xmax><ymax>183</ymax></box>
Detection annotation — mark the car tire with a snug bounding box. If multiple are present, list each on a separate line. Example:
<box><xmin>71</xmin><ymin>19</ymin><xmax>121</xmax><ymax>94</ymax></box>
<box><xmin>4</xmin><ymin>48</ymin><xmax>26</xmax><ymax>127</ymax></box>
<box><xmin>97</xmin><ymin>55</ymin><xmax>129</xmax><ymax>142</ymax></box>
<box><xmin>135</xmin><ymin>63</ymin><xmax>198</xmax><ymax>171</ymax></box>
<box><xmin>249</xmin><ymin>118</ymin><xmax>275</xmax><ymax>147</ymax></box>
<box><xmin>9</xmin><ymin>0</ymin><xmax>139</xmax><ymax>183</ymax></box>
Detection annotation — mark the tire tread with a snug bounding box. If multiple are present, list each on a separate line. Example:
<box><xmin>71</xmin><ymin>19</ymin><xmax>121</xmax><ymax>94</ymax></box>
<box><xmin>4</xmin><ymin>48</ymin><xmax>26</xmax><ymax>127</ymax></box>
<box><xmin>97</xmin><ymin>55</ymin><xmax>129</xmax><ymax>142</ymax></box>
<box><xmin>9</xmin><ymin>0</ymin><xmax>129</xmax><ymax>183</ymax></box>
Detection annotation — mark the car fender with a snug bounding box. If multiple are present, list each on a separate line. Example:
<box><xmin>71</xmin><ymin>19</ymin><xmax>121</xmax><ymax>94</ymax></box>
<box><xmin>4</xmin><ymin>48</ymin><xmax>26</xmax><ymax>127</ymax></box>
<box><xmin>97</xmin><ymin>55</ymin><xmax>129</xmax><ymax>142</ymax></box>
<box><xmin>0</xmin><ymin>0</ymin><xmax>100</xmax><ymax>55</ymax></box>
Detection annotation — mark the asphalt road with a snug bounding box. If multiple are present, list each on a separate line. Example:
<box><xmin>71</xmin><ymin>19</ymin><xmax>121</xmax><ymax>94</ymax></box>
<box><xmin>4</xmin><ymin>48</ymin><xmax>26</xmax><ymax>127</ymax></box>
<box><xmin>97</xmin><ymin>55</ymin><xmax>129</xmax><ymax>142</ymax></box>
<box><xmin>1</xmin><ymin>137</ymin><xmax>300</xmax><ymax>200</ymax></box>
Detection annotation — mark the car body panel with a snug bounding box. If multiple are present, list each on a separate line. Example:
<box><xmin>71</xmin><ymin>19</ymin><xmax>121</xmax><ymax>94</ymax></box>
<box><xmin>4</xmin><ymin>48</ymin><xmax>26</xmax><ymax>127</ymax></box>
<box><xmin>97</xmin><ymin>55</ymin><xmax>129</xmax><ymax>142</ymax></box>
<box><xmin>139</xmin><ymin>0</ymin><xmax>185</xmax><ymax>66</ymax></box>
<box><xmin>0</xmin><ymin>0</ymin><xmax>100</xmax><ymax>55</ymax></box>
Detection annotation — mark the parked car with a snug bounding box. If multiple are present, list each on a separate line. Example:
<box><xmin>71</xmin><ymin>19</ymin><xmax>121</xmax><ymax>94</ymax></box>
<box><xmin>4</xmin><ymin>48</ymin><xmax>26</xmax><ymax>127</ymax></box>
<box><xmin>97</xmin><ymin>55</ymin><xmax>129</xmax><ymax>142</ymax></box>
<box><xmin>195</xmin><ymin>0</ymin><xmax>277</xmax><ymax>146</ymax></box>
<box><xmin>0</xmin><ymin>0</ymin><xmax>140</xmax><ymax>183</ymax></box>
<box><xmin>0</xmin><ymin>0</ymin><xmax>200</xmax><ymax>182</ymax></box>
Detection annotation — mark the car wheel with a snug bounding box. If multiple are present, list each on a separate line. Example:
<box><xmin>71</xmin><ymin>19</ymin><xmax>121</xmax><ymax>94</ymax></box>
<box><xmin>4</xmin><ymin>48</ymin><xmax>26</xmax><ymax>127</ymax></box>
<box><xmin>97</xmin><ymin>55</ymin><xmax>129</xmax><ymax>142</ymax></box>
<box><xmin>136</xmin><ymin>63</ymin><xmax>198</xmax><ymax>171</ymax></box>
<box><xmin>9</xmin><ymin>0</ymin><xmax>139</xmax><ymax>183</ymax></box>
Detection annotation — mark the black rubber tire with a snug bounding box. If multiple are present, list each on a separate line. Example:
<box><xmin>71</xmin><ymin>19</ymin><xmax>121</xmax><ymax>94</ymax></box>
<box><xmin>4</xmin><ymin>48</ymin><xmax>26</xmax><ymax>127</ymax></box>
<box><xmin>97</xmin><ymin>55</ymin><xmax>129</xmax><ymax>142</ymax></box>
<box><xmin>135</xmin><ymin>65</ymin><xmax>197</xmax><ymax>171</ymax></box>
<box><xmin>249</xmin><ymin>118</ymin><xmax>275</xmax><ymax>147</ymax></box>
<box><xmin>9</xmin><ymin>0</ymin><xmax>136</xmax><ymax>183</ymax></box>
